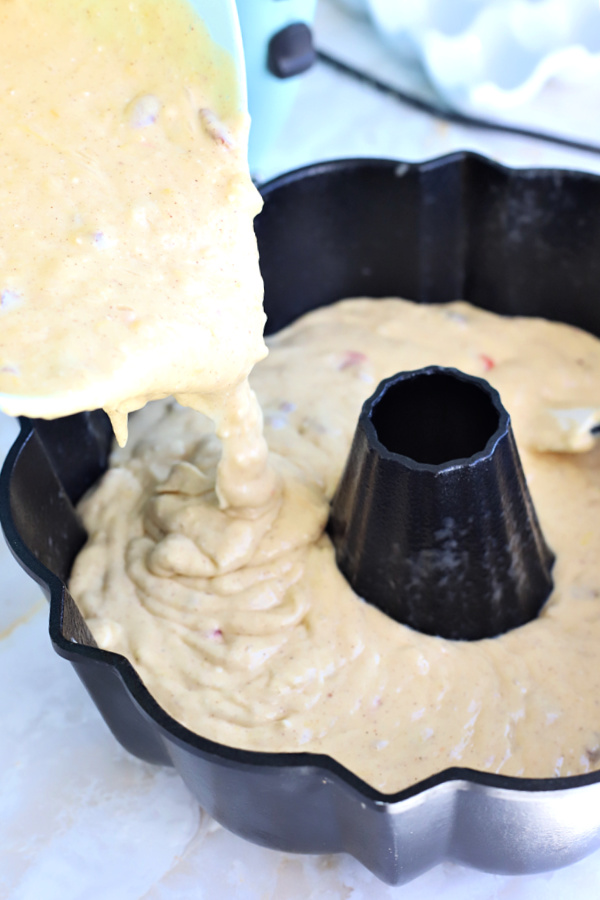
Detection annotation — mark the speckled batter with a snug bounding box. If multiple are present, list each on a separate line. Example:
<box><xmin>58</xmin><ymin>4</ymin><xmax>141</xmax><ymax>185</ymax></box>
<box><xmin>0</xmin><ymin>1</ymin><xmax>275</xmax><ymax>512</ymax></box>
<box><xmin>0</xmin><ymin>0</ymin><xmax>264</xmax><ymax>414</ymax></box>
<box><xmin>71</xmin><ymin>297</ymin><xmax>600</xmax><ymax>792</ymax></box>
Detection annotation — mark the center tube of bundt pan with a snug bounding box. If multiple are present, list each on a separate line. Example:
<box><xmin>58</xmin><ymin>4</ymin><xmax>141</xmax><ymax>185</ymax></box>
<box><xmin>329</xmin><ymin>366</ymin><xmax>555</xmax><ymax>641</ymax></box>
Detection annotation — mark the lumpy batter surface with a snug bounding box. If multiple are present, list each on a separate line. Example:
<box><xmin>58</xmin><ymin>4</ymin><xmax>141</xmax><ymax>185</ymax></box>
<box><xmin>71</xmin><ymin>297</ymin><xmax>600</xmax><ymax>792</ymax></box>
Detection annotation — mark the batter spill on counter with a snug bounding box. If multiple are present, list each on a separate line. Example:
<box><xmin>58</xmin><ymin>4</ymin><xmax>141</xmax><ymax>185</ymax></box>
<box><xmin>3</xmin><ymin>3</ymin><xmax>600</xmax><ymax>794</ymax></box>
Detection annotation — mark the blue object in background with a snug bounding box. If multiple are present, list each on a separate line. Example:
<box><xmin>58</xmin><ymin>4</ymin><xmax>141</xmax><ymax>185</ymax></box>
<box><xmin>236</xmin><ymin>0</ymin><xmax>318</xmax><ymax>171</ymax></box>
<box><xmin>186</xmin><ymin>0</ymin><xmax>248</xmax><ymax>112</ymax></box>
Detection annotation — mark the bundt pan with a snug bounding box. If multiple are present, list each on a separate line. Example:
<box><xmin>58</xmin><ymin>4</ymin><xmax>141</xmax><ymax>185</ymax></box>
<box><xmin>3</xmin><ymin>152</ymin><xmax>600</xmax><ymax>886</ymax></box>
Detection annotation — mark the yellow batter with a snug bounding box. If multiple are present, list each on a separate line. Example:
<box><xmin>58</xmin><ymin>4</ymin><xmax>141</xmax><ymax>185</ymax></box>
<box><xmin>0</xmin><ymin>0</ymin><xmax>277</xmax><ymax>517</ymax></box>
<box><xmin>71</xmin><ymin>297</ymin><xmax>600</xmax><ymax>793</ymax></box>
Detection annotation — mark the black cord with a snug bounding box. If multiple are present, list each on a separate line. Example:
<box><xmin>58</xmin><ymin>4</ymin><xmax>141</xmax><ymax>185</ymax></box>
<box><xmin>316</xmin><ymin>48</ymin><xmax>600</xmax><ymax>158</ymax></box>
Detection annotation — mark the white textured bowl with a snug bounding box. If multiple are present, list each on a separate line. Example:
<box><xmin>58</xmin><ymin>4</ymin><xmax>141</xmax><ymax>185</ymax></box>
<box><xmin>335</xmin><ymin>0</ymin><xmax>600</xmax><ymax>112</ymax></box>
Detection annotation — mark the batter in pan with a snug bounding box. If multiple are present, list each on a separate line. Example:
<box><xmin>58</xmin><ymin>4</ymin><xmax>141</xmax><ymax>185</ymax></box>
<box><xmin>71</xmin><ymin>297</ymin><xmax>600</xmax><ymax>792</ymax></box>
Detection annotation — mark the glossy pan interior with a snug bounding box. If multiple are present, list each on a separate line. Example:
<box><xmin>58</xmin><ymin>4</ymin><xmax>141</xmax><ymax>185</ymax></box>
<box><xmin>3</xmin><ymin>153</ymin><xmax>600</xmax><ymax>886</ymax></box>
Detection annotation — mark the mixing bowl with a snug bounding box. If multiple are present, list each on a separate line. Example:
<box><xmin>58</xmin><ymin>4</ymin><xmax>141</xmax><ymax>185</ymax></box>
<box><xmin>2</xmin><ymin>153</ymin><xmax>600</xmax><ymax>885</ymax></box>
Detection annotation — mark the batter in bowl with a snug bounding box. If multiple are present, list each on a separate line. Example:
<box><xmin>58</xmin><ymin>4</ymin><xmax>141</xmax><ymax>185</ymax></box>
<box><xmin>71</xmin><ymin>297</ymin><xmax>600</xmax><ymax>793</ymax></box>
<box><xmin>0</xmin><ymin>0</ymin><xmax>277</xmax><ymax>511</ymax></box>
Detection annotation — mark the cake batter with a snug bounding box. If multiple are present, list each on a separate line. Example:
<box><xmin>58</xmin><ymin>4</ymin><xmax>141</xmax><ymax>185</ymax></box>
<box><xmin>71</xmin><ymin>297</ymin><xmax>600</xmax><ymax>792</ymax></box>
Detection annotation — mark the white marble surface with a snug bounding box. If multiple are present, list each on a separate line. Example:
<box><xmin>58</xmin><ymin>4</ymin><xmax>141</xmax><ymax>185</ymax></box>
<box><xmin>3</xmin><ymin>1</ymin><xmax>600</xmax><ymax>896</ymax></box>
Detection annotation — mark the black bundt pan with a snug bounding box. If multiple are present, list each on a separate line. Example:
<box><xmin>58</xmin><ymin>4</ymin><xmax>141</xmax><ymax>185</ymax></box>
<box><xmin>3</xmin><ymin>153</ymin><xmax>600</xmax><ymax>886</ymax></box>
